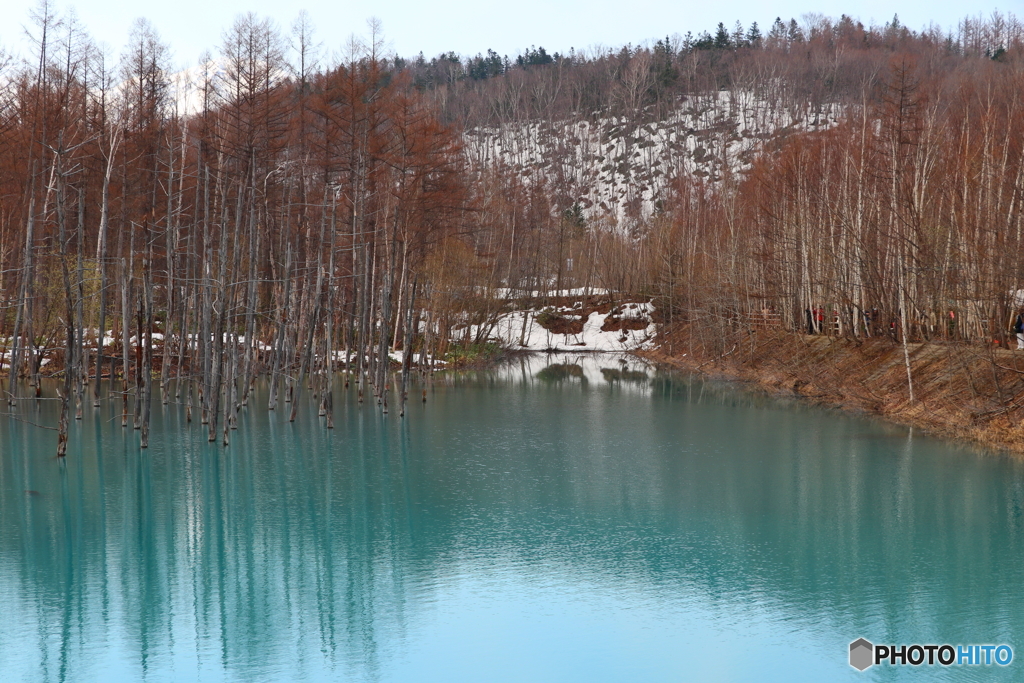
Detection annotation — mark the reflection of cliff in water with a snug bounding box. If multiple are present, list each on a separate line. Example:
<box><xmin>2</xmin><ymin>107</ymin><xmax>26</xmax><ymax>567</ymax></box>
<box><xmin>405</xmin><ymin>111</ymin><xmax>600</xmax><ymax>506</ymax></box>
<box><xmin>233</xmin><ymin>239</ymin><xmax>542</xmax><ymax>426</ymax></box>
<box><xmin>2</xmin><ymin>370</ymin><xmax>1024</xmax><ymax>680</ymax></box>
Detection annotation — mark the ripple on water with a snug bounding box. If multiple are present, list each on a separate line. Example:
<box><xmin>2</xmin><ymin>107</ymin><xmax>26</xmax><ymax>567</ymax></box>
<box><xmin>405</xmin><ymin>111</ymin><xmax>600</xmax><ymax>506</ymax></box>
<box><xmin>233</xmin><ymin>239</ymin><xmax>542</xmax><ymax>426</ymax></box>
<box><xmin>2</xmin><ymin>368</ymin><xmax>1023</xmax><ymax>682</ymax></box>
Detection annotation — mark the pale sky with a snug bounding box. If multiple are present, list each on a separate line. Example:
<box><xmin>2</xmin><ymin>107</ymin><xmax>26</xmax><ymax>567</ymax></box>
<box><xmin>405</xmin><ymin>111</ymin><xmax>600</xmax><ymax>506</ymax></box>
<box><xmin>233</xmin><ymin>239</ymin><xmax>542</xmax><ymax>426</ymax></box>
<box><xmin>0</xmin><ymin>0</ymin><xmax>1017</xmax><ymax>68</ymax></box>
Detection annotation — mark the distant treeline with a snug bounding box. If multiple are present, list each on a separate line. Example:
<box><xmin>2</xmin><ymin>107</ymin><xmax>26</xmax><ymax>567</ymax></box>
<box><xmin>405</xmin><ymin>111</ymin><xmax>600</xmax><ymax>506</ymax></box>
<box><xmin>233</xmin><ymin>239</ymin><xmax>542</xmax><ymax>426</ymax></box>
<box><xmin>408</xmin><ymin>13</ymin><xmax>1017</xmax><ymax>88</ymax></box>
<box><xmin>405</xmin><ymin>12</ymin><xmax>1022</xmax><ymax>124</ymax></box>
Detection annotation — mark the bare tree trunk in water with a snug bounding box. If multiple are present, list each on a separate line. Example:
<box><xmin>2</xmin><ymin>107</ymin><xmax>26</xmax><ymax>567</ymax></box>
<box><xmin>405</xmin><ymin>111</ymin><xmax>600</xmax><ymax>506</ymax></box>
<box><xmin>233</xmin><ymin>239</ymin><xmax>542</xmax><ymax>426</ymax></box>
<box><xmin>56</xmin><ymin>181</ymin><xmax>73</xmax><ymax>457</ymax></box>
<box><xmin>141</xmin><ymin>247</ymin><xmax>154</xmax><ymax>448</ymax></box>
<box><xmin>120</xmin><ymin>257</ymin><xmax>131</xmax><ymax>427</ymax></box>
<box><xmin>268</xmin><ymin>244</ymin><xmax>291</xmax><ymax>410</ymax></box>
<box><xmin>7</xmin><ymin>198</ymin><xmax>35</xmax><ymax>407</ymax></box>
<box><xmin>75</xmin><ymin>189</ymin><xmax>85</xmax><ymax>420</ymax></box>
<box><xmin>400</xmin><ymin>277</ymin><xmax>417</xmax><ymax>417</ymax></box>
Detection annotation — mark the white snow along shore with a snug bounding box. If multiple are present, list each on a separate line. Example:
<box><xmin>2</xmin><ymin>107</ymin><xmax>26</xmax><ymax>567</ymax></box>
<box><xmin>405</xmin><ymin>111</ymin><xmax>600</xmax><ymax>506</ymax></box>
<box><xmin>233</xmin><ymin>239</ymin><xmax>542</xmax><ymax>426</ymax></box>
<box><xmin>471</xmin><ymin>301</ymin><xmax>656</xmax><ymax>352</ymax></box>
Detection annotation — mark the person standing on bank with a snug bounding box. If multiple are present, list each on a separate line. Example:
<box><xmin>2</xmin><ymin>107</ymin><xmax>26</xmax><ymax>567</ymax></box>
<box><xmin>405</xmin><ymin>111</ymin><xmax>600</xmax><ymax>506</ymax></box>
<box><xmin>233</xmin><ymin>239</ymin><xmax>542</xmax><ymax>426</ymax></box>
<box><xmin>1014</xmin><ymin>310</ymin><xmax>1024</xmax><ymax>350</ymax></box>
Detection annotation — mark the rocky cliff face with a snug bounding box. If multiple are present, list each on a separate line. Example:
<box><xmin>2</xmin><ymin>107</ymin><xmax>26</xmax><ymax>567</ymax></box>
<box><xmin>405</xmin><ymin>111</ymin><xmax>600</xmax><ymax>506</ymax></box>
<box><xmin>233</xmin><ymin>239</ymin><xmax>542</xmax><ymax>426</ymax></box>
<box><xmin>465</xmin><ymin>90</ymin><xmax>840</xmax><ymax>227</ymax></box>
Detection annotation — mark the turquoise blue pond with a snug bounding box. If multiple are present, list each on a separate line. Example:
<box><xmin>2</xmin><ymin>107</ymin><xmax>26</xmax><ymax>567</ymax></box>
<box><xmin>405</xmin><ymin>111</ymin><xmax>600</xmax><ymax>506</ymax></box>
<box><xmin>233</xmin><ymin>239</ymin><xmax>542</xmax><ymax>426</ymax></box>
<box><xmin>2</xmin><ymin>355</ymin><xmax>1023</xmax><ymax>681</ymax></box>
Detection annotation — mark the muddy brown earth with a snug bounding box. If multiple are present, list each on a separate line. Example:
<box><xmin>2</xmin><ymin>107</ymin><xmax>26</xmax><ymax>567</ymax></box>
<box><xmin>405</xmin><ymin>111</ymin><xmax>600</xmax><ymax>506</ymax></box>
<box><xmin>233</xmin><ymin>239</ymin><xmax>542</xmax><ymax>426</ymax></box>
<box><xmin>641</xmin><ymin>326</ymin><xmax>1024</xmax><ymax>456</ymax></box>
<box><xmin>533</xmin><ymin>298</ymin><xmax>653</xmax><ymax>336</ymax></box>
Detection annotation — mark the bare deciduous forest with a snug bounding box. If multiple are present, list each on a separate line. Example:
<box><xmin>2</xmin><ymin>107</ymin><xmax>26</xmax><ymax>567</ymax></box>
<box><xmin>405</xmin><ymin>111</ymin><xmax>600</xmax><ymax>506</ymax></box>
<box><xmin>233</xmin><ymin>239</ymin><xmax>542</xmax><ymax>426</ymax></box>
<box><xmin>1</xmin><ymin>5</ymin><xmax>1023</xmax><ymax>451</ymax></box>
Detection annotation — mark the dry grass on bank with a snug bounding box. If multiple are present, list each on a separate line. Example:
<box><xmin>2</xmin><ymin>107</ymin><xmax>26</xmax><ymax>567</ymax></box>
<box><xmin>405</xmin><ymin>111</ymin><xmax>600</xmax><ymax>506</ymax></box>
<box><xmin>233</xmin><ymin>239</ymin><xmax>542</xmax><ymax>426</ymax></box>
<box><xmin>641</xmin><ymin>325</ymin><xmax>1024</xmax><ymax>455</ymax></box>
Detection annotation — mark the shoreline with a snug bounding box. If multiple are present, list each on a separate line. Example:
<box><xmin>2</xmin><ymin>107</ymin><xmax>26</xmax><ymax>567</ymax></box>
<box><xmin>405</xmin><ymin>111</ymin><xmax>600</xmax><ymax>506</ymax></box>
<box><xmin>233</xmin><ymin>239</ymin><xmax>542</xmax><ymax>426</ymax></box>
<box><xmin>634</xmin><ymin>329</ymin><xmax>1024</xmax><ymax>457</ymax></box>
<box><xmin>10</xmin><ymin>336</ymin><xmax>1024</xmax><ymax>457</ymax></box>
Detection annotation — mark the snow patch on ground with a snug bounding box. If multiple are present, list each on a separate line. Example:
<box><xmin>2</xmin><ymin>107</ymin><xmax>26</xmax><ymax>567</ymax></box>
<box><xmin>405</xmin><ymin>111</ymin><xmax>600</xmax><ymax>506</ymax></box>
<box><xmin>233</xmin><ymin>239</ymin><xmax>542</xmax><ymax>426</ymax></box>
<box><xmin>475</xmin><ymin>301</ymin><xmax>656</xmax><ymax>352</ymax></box>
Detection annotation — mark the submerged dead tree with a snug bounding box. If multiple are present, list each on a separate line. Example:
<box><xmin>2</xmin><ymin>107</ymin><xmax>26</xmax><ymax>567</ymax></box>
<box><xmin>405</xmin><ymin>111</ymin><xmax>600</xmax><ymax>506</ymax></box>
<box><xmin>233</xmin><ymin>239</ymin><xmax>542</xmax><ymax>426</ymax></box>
<box><xmin>3</xmin><ymin>8</ymin><xmax>1023</xmax><ymax>456</ymax></box>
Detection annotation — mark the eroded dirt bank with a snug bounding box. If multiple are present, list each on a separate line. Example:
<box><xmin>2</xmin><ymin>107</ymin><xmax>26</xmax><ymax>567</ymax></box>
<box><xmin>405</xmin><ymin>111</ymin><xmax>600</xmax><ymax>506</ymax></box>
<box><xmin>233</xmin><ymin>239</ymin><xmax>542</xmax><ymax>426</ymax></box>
<box><xmin>639</xmin><ymin>326</ymin><xmax>1024</xmax><ymax>455</ymax></box>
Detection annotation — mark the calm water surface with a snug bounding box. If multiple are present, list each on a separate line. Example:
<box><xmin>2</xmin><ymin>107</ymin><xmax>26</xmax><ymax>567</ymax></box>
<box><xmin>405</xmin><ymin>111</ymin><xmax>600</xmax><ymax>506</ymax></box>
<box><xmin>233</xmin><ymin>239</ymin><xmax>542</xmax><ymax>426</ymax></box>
<box><xmin>2</xmin><ymin>355</ymin><xmax>1024</xmax><ymax>682</ymax></box>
